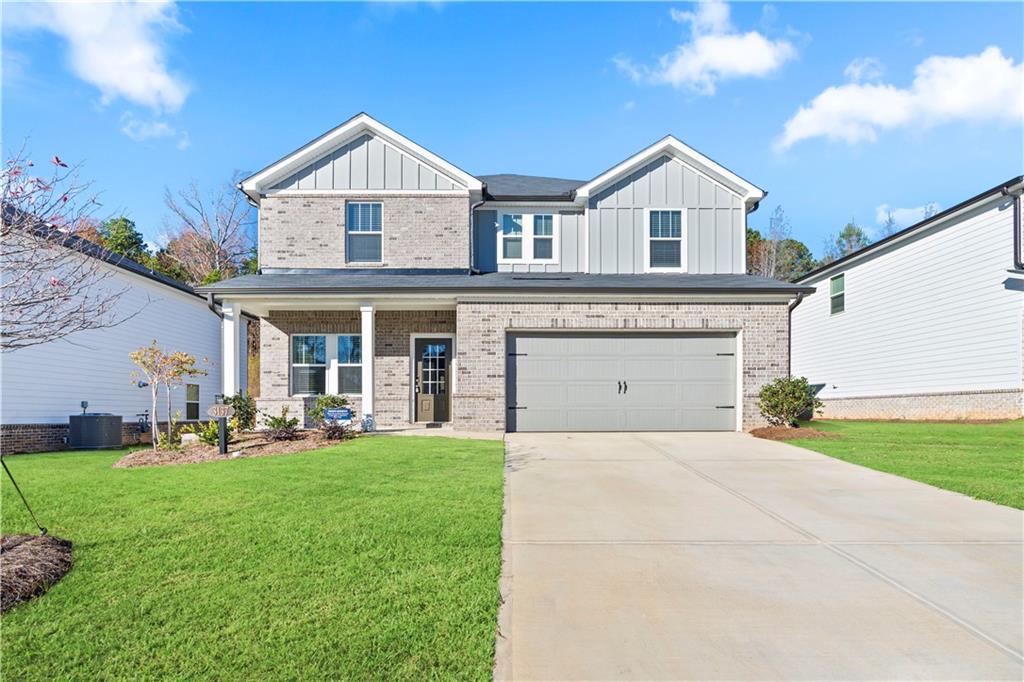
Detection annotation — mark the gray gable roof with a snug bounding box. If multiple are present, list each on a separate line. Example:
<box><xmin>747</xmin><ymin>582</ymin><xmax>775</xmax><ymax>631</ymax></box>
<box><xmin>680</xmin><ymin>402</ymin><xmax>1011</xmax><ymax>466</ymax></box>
<box><xmin>199</xmin><ymin>271</ymin><xmax>812</xmax><ymax>295</ymax></box>
<box><xmin>478</xmin><ymin>174</ymin><xmax>585</xmax><ymax>201</ymax></box>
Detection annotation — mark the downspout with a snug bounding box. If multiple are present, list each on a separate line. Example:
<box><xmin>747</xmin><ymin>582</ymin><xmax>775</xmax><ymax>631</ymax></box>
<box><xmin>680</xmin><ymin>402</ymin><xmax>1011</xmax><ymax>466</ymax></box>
<box><xmin>787</xmin><ymin>292</ymin><xmax>805</xmax><ymax>376</ymax></box>
<box><xmin>469</xmin><ymin>187</ymin><xmax>487</xmax><ymax>275</ymax></box>
<box><xmin>206</xmin><ymin>292</ymin><xmax>223</xmax><ymax>319</ymax></box>
<box><xmin>1001</xmin><ymin>179</ymin><xmax>1024</xmax><ymax>270</ymax></box>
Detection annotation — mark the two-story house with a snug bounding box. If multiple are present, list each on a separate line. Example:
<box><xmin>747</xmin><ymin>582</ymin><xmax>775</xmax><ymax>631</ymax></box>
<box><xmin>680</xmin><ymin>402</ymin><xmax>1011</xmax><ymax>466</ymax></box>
<box><xmin>200</xmin><ymin>113</ymin><xmax>811</xmax><ymax>433</ymax></box>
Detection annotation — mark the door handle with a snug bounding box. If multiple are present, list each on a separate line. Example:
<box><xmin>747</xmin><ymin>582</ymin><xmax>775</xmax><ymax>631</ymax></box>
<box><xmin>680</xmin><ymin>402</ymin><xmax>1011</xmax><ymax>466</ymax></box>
<box><xmin>618</xmin><ymin>381</ymin><xmax>622</xmax><ymax>394</ymax></box>
<box><xmin>623</xmin><ymin>381</ymin><xmax>628</xmax><ymax>394</ymax></box>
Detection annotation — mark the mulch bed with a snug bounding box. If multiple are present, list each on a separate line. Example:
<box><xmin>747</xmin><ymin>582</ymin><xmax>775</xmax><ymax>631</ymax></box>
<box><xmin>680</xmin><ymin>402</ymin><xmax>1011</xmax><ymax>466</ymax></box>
<box><xmin>1</xmin><ymin>534</ymin><xmax>74</xmax><ymax>614</ymax></box>
<box><xmin>750</xmin><ymin>425</ymin><xmax>839</xmax><ymax>441</ymax></box>
<box><xmin>113</xmin><ymin>431</ymin><xmax>350</xmax><ymax>469</ymax></box>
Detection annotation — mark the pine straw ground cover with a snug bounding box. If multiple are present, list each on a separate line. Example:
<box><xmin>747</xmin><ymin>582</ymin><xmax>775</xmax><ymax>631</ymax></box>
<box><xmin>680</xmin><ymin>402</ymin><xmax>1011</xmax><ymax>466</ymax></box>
<box><xmin>1</xmin><ymin>436</ymin><xmax>505</xmax><ymax>680</ymax></box>
<box><xmin>1</xmin><ymin>534</ymin><xmax>73</xmax><ymax>613</ymax></box>
<box><xmin>114</xmin><ymin>430</ymin><xmax>344</xmax><ymax>468</ymax></box>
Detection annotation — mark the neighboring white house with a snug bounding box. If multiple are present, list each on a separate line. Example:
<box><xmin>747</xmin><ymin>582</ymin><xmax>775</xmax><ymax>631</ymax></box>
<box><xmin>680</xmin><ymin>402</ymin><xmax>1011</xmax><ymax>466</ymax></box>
<box><xmin>0</xmin><ymin>237</ymin><xmax>244</xmax><ymax>453</ymax></box>
<box><xmin>791</xmin><ymin>176</ymin><xmax>1024</xmax><ymax>420</ymax></box>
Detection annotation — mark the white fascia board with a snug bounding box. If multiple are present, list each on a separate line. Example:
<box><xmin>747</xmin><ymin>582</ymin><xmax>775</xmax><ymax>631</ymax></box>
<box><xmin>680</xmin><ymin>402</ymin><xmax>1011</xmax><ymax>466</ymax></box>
<box><xmin>239</xmin><ymin>113</ymin><xmax>483</xmax><ymax>196</ymax></box>
<box><xmin>574</xmin><ymin>136</ymin><xmax>765</xmax><ymax>205</ymax></box>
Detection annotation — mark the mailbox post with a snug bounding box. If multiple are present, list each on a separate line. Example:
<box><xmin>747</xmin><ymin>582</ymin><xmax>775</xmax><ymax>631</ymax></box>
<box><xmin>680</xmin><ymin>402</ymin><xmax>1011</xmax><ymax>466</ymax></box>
<box><xmin>206</xmin><ymin>403</ymin><xmax>235</xmax><ymax>455</ymax></box>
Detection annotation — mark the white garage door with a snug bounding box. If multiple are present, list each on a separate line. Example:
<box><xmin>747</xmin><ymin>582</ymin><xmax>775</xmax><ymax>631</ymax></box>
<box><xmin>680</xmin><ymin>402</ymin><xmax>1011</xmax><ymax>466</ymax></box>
<box><xmin>507</xmin><ymin>332</ymin><xmax>737</xmax><ymax>432</ymax></box>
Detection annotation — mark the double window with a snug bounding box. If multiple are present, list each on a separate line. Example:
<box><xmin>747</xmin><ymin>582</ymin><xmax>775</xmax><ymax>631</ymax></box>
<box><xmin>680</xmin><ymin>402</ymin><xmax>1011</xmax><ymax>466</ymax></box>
<box><xmin>346</xmin><ymin>202</ymin><xmax>382</xmax><ymax>263</ymax></box>
<box><xmin>647</xmin><ymin>210</ymin><xmax>684</xmax><ymax>271</ymax></box>
<box><xmin>498</xmin><ymin>213</ymin><xmax>558</xmax><ymax>264</ymax></box>
<box><xmin>830</xmin><ymin>274</ymin><xmax>845</xmax><ymax>315</ymax></box>
<box><xmin>290</xmin><ymin>334</ymin><xmax>363</xmax><ymax>396</ymax></box>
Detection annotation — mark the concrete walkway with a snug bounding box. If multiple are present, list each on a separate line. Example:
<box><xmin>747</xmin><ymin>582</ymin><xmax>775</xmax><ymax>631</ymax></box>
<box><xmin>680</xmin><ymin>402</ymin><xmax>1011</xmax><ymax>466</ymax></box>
<box><xmin>495</xmin><ymin>432</ymin><xmax>1023</xmax><ymax>681</ymax></box>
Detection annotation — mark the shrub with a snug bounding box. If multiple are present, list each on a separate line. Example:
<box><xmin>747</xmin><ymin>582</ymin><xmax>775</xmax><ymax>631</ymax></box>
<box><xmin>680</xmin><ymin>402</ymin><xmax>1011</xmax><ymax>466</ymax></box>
<box><xmin>183</xmin><ymin>419</ymin><xmax>234</xmax><ymax>446</ymax></box>
<box><xmin>227</xmin><ymin>392</ymin><xmax>257</xmax><ymax>431</ymax></box>
<box><xmin>156</xmin><ymin>410</ymin><xmax>183</xmax><ymax>450</ymax></box>
<box><xmin>321</xmin><ymin>419</ymin><xmax>356</xmax><ymax>441</ymax></box>
<box><xmin>264</xmin><ymin>406</ymin><xmax>299</xmax><ymax>441</ymax></box>
<box><xmin>758</xmin><ymin>376</ymin><xmax>823</xmax><ymax>427</ymax></box>
<box><xmin>307</xmin><ymin>395</ymin><xmax>349</xmax><ymax>424</ymax></box>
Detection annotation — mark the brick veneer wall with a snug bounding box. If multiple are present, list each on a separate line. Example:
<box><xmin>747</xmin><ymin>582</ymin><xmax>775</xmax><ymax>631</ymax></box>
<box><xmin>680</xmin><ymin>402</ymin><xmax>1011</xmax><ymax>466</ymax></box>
<box><xmin>257</xmin><ymin>309</ymin><xmax>455</xmax><ymax>429</ymax></box>
<box><xmin>452</xmin><ymin>300</ymin><xmax>791</xmax><ymax>432</ymax></box>
<box><xmin>818</xmin><ymin>389</ymin><xmax>1023</xmax><ymax>421</ymax></box>
<box><xmin>259</xmin><ymin>195</ymin><xmax>470</xmax><ymax>269</ymax></box>
<box><xmin>2</xmin><ymin>421</ymin><xmax>160</xmax><ymax>455</ymax></box>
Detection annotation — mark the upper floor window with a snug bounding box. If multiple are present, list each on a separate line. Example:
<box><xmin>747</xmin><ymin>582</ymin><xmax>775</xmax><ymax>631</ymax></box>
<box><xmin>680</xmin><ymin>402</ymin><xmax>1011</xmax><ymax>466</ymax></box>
<box><xmin>647</xmin><ymin>210</ymin><xmax>684</xmax><ymax>271</ymax></box>
<box><xmin>347</xmin><ymin>202</ymin><xmax>382</xmax><ymax>263</ymax></box>
<box><xmin>498</xmin><ymin>213</ymin><xmax>559</xmax><ymax>264</ymax></box>
<box><xmin>829</xmin><ymin>274</ymin><xmax>845</xmax><ymax>315</ymax></box>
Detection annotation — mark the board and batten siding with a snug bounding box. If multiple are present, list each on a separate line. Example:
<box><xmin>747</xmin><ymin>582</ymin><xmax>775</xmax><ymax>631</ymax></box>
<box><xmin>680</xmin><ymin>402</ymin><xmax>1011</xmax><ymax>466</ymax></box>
<box><xmin>588</xmin><ymin>155</ymin><xmax>745</xmax><ymax>274</ymax></box>
<box><xmin>473</xmin><ymin>209</ymin><xmax>586</xmax><ymax>273</ymax></box>
<box><xmin>271</xmin><ymin>133</ymin><xmax>466</xmax><ymax>192</ymax></box>
<box><xmin>0</xmin><ymin>264</ymin><xmax>225</xmax><ymax>425</ymax></box>
<box><xmin>791</xmin><ymin>196</ymin><xmax>1023</xmax><ymax>400</ymax></box>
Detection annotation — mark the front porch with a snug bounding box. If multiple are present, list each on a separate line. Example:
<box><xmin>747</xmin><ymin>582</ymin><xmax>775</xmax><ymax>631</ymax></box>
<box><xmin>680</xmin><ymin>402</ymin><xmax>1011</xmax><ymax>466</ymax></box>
<box><xmin>221</xmin><ymin>301</ymin><xmax>460</xmax><ymax>430</ymax></box>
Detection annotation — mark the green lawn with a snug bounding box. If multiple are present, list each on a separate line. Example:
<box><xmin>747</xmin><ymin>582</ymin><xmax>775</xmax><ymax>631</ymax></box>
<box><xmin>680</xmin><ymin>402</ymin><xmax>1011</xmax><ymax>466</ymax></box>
<box><xmin>784</xmin><ymin>420</ymin><xmax>1024</xmax><ymax>509</ymax></box>
<box><xmin>1</xmin><ymin>436</ymin><xmax>505</xmax><ymax>680</ymax></box>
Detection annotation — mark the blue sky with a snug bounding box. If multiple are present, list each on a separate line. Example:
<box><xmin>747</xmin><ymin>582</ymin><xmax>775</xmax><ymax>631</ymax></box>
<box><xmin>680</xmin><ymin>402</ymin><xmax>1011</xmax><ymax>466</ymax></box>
<box><xmin>4</xmin><ymin>1</ymin><xmax>1022</xmax><ymax>258</ymax></box>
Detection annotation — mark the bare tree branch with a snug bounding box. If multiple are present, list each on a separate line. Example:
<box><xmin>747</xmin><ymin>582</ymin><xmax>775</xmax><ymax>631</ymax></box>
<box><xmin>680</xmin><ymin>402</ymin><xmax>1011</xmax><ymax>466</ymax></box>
<box><xmin>1</xmin><ymin>148</ymin><xmax>132</xmax><ymax>352</ymax></box>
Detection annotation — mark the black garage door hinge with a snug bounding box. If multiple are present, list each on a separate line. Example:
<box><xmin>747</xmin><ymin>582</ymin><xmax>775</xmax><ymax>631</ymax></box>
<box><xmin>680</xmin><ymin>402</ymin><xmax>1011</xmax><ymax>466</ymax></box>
<box><xmin>508</xmin><ymin>406</ymin><xmax>528</xmax><ymax>410</ymax></box>
<box><xmin>715</xmin><ymin>405</ymin><xmax>735</xmax><ymax>409</ymax></box>
<box><xmin>716</xmin><ymin>352</ymin><xmax>735</xmax><ymax>356</ymax></box>
<box><xmin>508</xmin><ymin>353</ymin><xmax>529</xmax><ymax>357</ymax></box>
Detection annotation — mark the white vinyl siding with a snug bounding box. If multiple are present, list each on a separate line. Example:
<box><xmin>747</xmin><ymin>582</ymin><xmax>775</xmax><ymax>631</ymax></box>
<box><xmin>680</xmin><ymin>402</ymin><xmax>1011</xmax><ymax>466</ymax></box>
<box><xmin>0</xmin><ymin>258</ymin><xmax>224</xmax><ymax>425</ymax></box>
<box><xmin>791</xmin><ymin>198</ymin><xmax>1022</xmax><ymax>399</ymax></box>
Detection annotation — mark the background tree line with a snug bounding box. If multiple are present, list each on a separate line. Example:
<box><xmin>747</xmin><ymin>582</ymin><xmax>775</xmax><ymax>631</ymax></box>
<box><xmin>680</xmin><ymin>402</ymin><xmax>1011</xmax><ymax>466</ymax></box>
<box><xmin>746</xmin><ymin>205</ymin><xmax>876</xmax><ymax>282</ymax></box>
<box><xmin>76</xmin><ymin>176</ymin><xmax>256</xmax><ymax>286</ymax></box>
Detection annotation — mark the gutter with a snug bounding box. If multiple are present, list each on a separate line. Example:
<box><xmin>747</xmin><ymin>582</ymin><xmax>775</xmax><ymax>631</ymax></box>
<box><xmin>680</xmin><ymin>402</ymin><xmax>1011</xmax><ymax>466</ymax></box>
<box><xmin>1001</xmin><ymin>179</ymin><xmax>1024</xmax><ymax>270</ymax></box>
<box><xmin>787</xmin><ymin>292</ymin><xmax>805</xmax><ymax>375</ymax></box>
<box><xmin>206</xmin><ymin>292</ymin><xmax>223</xmax><ymax>319</ymax></box>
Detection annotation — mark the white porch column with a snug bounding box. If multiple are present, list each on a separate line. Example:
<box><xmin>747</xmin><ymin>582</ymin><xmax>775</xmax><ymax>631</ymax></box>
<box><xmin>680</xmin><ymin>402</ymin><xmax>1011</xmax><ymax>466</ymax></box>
<box><xmin>360</xmin><ymin>303</ymin><xmax>375</xmax><ymax>421</ymax></box>
<box><xmin>221</xmin><ymin>301</ymin><xmax>244</xmax><ymax>397</ymax></box>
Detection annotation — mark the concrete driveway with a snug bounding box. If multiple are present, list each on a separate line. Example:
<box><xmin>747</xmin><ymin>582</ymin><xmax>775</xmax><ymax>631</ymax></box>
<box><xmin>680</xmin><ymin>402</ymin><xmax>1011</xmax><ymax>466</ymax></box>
<box><xmin>495</xmin><ymin>432</ymin><xmax>1023</xmax><ymax>681</ymax></box>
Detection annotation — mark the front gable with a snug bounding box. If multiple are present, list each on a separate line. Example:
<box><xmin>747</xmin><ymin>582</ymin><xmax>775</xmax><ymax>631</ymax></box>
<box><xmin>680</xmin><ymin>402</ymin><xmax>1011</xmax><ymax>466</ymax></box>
<box><xmin>240</xmin><ymin>113</ymin><xmax>482</xmax><ymax>199</ymax></box>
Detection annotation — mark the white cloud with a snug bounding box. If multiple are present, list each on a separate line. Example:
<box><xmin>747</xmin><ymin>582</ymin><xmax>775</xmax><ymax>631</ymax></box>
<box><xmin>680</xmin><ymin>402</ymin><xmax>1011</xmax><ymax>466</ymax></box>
<box><xmin>120</xmin><ymin>113</ymin><xmax>190</xmax><ymax>150</ymax></box>
<box><xmin>875</xmin><ymin>203</ymin><xmax>940</xmax><ymax>228</ymax></box>
<box><xmin>844</xmin><ymin>57</ymin><xmax>884</xmax><ymax>83</ymax></box>
<box><xmin>616</xmin><ymin>0</ymin><xmax>796</xmax><ymax>96</ymax></box>
<box><xmin>777</xmin><ymin>46</ymin><xmax>1024</xmax><ymax>150</ymax></box>
<box><xmin>623</xmin><ymin>100</ymin><xmax>636</xmax><ymax>111</ymax></box>
<box><xmin>6</xmin><ymin>0</ymin><xmax>188</xmax><ymax>112</ymax></box>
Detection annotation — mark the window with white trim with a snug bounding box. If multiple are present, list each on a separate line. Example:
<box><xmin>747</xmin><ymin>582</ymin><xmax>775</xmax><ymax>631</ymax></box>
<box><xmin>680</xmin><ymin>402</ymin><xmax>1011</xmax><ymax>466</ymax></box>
<box><xmin>533</xmin><ymin>214</ymin><xmax>554</xmax><ymax>260</ymax></box>
<box><xmin>497</xmin><ymin>212</ymin><xmax>559</xmax><ymax>264</ymax></box>
<box><xmin>648</xmin><ymin>210</ymin><xmax>683</xmax><ymax>270</ymax></box>
<box><xmin>337</xmin><ymin>335</ymin><xmax>362</xmax><ymax>394</ymax></box>
<box><xmin>291</xmin><ymin>335</ymin><xmax>327</xmax><ymax>395</ymax></box>
<box><xmin>346</xmin><ymin>202</ymin><xmax>382</xmax><ymax>263</ymax></box>
<box><xmin>830</xmin><ymin>274</ymin><xmax>845</xmax><ymax>315</ymax></box>
<box><xmin>501</xmin><ymin>214</ymin><xmax>523</xmax><ymax>260</ymax></box>
<box><xmin>185</xmin><ymin>384</ymin><xmax>199</xmax><ymax>421</ymax></box>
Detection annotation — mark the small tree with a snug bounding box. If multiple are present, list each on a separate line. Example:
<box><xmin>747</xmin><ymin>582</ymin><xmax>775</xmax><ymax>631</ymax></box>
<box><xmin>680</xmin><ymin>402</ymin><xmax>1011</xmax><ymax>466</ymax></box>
<box><xmin>129</xmin><ymin>341</ymin><xmax>207</xmax><ymax>450</ymax></box>
<box><xmin>757</xmin><ymin>376</ymin><xmax>823</xmax><ymax>427</ymax></box>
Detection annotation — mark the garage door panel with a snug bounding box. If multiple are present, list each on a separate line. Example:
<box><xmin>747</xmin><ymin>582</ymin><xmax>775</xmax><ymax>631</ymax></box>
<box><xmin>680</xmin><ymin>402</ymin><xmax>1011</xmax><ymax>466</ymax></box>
<box><xmin>508</xmin><ymin>333</ymin><xmax>736</xmax><ymax>432</ymax></box>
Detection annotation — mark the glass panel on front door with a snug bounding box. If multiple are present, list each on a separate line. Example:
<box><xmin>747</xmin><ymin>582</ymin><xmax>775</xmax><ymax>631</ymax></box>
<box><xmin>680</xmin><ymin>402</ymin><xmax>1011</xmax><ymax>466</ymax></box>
<box><xmin>415</xmin><ymin>339</ymin><xmax>450</xmax><ymax>422</ymax></box>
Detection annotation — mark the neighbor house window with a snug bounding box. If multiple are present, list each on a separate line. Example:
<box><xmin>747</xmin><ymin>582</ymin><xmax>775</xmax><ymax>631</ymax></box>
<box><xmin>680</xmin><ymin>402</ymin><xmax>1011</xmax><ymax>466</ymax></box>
<box><xmin>830</xmin><ymin>274</ymin><xmax>845</xmax><ymax>314</ymax></box>
<box><xmin>648</xmin><ymin>210</ymin><xmax>683</xmax><ymax>270</ymax></box>
<box><xmin>292</xmin><ymin>335</ymin><xmax>327</xmax><ymax>395</ymax></box>
<box><xmin>533</xmin><ymin>214</ymin><xmax>554</xmax><ymax>260</ymax></box>
<box><xmin>346</xmin><ymin>202</ymin><xmax>382</xmax><ymax>263</ymax></box>
<box><xmin>501</xmin><ymin>214</ymin><xmax>523</xmax><ymax>260</ymax></box>
<box><xmin>336</xmin><ymin>334</ymin><xmax>362</xmax><ymax>394</ymax></box>
<box><xmin>185</xmin><ymin>384</ymin><xmax>199</xmax><ymax>421</ymax></box>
